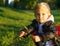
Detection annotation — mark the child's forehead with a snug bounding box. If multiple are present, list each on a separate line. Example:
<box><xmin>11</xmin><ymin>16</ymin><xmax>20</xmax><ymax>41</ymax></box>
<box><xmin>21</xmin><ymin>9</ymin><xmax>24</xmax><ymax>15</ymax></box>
<box><xmin>35</xmin><ymin>8</ymin><xmax>49</xmax><ymax>14</ymax></box>
<box><xmin>35</xmin><ymin>6</ymin><xmax>50</xmax><ymax>14</ymax></box>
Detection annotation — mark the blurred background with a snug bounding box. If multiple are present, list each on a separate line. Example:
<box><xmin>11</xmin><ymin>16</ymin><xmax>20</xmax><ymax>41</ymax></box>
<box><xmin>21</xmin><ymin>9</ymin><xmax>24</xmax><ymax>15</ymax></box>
<box><xmin>0</xmin><ymin>0</ymin><xmax>60</xmax><ymax>9</ymax></box>
<box><xmin>0</xmin><ymin>0</ymin><xmax>60</xmax><ymax>46</ymax></box>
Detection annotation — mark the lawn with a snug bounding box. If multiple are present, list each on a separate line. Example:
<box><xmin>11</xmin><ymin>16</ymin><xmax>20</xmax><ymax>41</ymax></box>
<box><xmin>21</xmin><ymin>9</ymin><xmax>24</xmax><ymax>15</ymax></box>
<box><xmin>0</xmin><ymin>7</ymin><xmax>60</xmax><ymax>46</ymax></box>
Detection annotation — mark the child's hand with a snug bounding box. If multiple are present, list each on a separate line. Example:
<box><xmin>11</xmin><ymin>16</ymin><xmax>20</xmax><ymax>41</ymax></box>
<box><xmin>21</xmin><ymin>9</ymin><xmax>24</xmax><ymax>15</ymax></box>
<box><xmin>19</xmin><ymin>31</ymin><xmax>27</xmax><ymax>38</ymax></box>
<box><xmin>19</xmin><ymin>31</ymin><xmax>25</xmax><ymax>37</ymax></box>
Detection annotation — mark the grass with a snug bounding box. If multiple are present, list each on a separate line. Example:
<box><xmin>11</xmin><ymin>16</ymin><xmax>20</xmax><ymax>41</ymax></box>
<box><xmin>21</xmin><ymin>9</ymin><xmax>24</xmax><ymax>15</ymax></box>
<box><xmin>0</xmin><ymin>7</ymin><xmax>60</xmax><ymax>46</ymax></box>
<box><xmin>51</xmin><ymin>10</ymin><xmax>60</xmax><ymax>25</ymax></box>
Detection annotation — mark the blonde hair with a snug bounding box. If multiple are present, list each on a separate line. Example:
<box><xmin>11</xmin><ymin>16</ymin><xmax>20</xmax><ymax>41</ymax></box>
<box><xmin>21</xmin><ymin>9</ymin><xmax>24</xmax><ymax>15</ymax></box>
<box><xmin>35</xmin><ymin>2</ymin><xmax>51</xmax><ymax>14</ymax></box>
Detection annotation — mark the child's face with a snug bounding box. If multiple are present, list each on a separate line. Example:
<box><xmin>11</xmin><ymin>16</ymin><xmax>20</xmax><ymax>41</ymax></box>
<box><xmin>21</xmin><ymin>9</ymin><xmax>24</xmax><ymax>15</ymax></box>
<box><xmin>35</xmin><ymin>5</ymin><xmax>50</xmax><ymax>23</ymax></box>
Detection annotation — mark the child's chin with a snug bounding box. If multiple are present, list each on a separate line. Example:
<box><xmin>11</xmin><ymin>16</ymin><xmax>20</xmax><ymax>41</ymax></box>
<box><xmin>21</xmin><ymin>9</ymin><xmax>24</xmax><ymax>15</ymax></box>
<box><xmin>38</xmin><ymin>21</ymin><xmax>44</xmax><ymax>23</ymax></box>
<box><xmin>39</xmin><ymin>20</ymin><xmax>44</xmax><ymax>22</ymax></box>
<box><xmin>37</xmin><ymin>20</ymin><xmax>44</xmax><ymax>23</ymax></box>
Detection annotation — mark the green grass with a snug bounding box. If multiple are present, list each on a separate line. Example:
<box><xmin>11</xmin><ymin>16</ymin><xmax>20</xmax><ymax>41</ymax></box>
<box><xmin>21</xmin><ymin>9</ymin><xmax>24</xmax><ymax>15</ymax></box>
<box><xmin>51</xmin><ymin>10</ymin><xmax>60</xmax><ymax>25</ymax></box>
<box><xmin>0</xmin><ymin>7</ymin><xmax>60</xmax><ymax>46</ymax></box>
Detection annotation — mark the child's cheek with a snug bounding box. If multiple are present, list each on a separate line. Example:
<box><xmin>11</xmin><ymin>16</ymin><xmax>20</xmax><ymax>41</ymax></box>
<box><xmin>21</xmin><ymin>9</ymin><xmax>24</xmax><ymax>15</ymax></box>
<box><xmin>44</xmin><ymin>15</ymin><xmax>48</xmax><ymax>21</ymax></box>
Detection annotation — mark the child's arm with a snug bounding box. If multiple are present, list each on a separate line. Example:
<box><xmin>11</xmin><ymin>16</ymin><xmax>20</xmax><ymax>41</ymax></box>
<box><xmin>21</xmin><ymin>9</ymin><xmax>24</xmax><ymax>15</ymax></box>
<box><xmin>18</xmin><ymin>25</ymin><xmax>33</xmax><ymax>38</ymax></box>
<box><xmin>19</xmin><ymin>19</ymin><xmax>37</xmax><ymax>38</ymax></box>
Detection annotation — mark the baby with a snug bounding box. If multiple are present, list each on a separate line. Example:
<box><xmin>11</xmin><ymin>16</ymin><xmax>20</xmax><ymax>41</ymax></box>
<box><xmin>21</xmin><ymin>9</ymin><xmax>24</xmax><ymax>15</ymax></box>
<box><xmin>19</xmin><ymin>2</ymin><xmax>55</xmax><ymax>46</ymax></box>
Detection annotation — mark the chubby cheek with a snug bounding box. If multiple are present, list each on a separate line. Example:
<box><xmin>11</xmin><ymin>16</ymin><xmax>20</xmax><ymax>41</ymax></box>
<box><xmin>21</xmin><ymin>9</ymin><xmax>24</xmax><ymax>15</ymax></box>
<box><xmin>39</xmin><ymin>15</ymin><xmax>48</xmax><ymax>23</ymax></box>
<box><xmin>44</xmin><ymin>15</ymin><xmax>48</xmax><ymax>21</ymax></box>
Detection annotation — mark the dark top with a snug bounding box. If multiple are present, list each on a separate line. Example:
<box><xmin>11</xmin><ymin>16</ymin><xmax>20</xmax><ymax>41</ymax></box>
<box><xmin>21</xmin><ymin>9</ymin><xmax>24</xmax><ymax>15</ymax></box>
<box><xmin>21</xmin><ymin>19</ymin><xmax>55</xmax><ymax>34</ymax></box>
